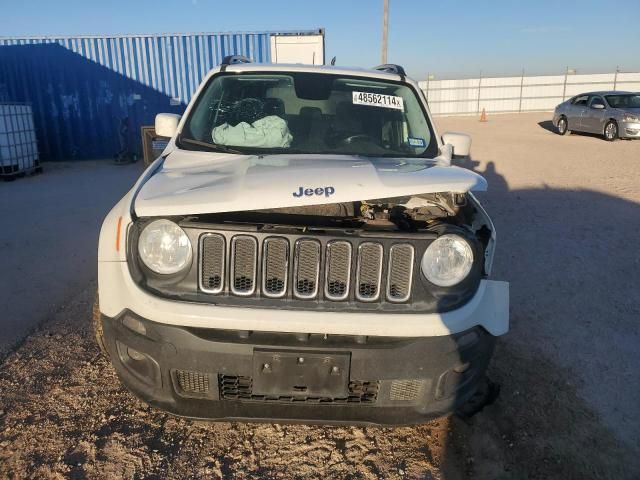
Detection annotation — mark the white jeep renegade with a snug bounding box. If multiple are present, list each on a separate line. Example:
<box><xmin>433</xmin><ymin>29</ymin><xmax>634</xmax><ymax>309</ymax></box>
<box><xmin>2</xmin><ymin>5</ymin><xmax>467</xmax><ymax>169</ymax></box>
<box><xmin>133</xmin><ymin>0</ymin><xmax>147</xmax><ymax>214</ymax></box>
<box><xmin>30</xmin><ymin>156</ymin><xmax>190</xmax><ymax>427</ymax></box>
<box><xmin>96</xmin><ymin>57</ymin><xmax>509</xmax><ymax>425</ymax></box>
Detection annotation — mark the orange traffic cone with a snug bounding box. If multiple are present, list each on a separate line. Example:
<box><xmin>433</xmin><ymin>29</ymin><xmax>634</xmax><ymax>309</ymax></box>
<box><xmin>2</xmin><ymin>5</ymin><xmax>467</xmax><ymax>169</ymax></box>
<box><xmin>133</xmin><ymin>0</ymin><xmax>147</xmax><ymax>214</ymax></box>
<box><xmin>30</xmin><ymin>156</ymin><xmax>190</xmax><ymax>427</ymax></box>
<box><xmin>480</xmin><ymin>108</ymin><xmax>488</xmax><ymax>122</ymax></box>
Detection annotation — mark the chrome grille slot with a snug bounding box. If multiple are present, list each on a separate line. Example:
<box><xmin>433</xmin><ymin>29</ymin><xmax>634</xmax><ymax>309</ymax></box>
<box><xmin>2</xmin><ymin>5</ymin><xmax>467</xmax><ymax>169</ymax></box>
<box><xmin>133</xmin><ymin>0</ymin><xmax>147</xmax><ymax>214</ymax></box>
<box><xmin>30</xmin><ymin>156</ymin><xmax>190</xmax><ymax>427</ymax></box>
<box><xmin>356</xmin><ymin>242</ymin><xmax>383</xmax><ymax>301</ymax></box>
<box><xmin>293</xmin><ymin>239</ymin><xmax>321</xmax><ymax>299</ymax></box>
<box><xmin>199</xmin><ymin>234</ymin><xmax>225</xmax><ymax>294</ymax></box>
<box><xmin>230</xmin><ymin>235</ymin><xmax>257</xmax><ymax>296</ymax></box>
<box><xmin>325</xmin><ymin>240</ymin><xmax>352</xmax><ymax>301</ymax></box>
<box><xmin>262</xmin><ymin>237</ymin><xmax>289</xmax><ymax>298</ymax></box>
<box><xmin>386</xmin><ymin>244</ymin><xmax>414</xmax><ymax>302</ymax></box>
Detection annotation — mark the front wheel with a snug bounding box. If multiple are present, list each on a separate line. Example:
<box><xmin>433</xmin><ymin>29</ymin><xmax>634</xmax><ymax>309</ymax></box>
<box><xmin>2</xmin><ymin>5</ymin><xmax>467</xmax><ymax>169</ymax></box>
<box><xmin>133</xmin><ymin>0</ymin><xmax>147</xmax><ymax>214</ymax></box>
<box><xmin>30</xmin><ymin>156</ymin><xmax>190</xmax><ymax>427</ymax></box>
<box><xmin>604</xmin><ymin>120</ymin><xmax>618</xmax><ymax>141</ymax></box>
<box><xmin>557</xmin><ymin>116</ymin><xmax>570</xmax><ymax>136</ymax></box>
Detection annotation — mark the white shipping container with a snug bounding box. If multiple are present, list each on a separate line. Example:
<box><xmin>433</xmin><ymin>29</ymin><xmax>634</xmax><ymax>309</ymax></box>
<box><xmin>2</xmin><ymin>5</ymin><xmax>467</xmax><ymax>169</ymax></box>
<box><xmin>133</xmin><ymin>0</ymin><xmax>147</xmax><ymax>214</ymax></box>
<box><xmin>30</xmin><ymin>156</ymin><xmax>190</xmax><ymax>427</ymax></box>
<box><xmin>0</xmin><ymin>103</ymin><xmax>39</xmax><ymax>176</ymax></box>
<box><xmin>270</xmin><ymin>34</ymin><xmax>324</xmax><ymax>65</ymax></box>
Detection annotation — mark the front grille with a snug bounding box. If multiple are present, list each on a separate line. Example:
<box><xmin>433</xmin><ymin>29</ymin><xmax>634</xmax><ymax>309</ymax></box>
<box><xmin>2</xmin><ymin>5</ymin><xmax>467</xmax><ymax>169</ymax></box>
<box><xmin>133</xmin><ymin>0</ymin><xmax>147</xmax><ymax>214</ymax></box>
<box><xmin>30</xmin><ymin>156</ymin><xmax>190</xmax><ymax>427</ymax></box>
<box><xmin>219</xmin><ymin>375</ymin><xmax>379</xmax><ymax>404</ymax></box>
<box><xmin>198</xmin><ymin>232</ymin><xmax>417</xmax><ymax>304</ymax></box>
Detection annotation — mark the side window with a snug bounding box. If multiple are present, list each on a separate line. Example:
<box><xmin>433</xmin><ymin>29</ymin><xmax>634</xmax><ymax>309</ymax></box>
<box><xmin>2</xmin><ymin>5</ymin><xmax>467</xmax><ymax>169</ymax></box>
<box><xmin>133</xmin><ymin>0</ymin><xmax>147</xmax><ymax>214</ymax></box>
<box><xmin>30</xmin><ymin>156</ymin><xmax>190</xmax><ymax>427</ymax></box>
<box><xmin>589</xmin><ymin>96</ymin><xmax>605</xmax><ymax>108</ymax></box>
<box><xmin>572</xmin><ymin>95</ymin><xmax>589</xmax><ymax>106</ymax></box>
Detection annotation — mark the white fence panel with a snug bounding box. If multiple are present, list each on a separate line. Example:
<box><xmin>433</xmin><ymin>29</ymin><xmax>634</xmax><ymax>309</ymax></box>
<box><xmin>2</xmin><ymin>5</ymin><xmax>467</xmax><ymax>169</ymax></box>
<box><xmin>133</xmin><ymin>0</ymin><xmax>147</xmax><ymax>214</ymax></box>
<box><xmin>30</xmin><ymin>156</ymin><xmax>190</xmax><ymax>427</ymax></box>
<box><xmin>567</xmin><ymin>73</ymin><xmax>614</xmax><ymax>84</ymax></box>
<box><xmin>481</xmin><ymin>76</ymin><xmax>521</xmax><ymax>87</ymax></box>
<box><xmin>520</xmin><ymin>97</ymin><xmax>561</xmax><ymax>111</ymax></box>
<box><xmin>421</xmin><ymin>70</ymin><xmax>640</xmax><ymax>116</ymax></box>
<box><xmin>617</xmin><ymin>72</ymin><xmax>640</xmax><ymax>82</ymax></box>
<box><xmin>479</xmin><ymin>86</ymin><xmax>520</xmax><ymax>99</ymax></box>
<box><xmin>522</xmin><ymin>75</ymin><xmax>565</xmax><ymax>85</ymax></box>
<box><xmin>479</xmin><ymin>98</ymin><xmax>520</xmax><ymax>113</ymax></box>
<box><xmin>522</xmin><ymin>84</ymin><xmax>564</xmax><ymax>98</ymax></box>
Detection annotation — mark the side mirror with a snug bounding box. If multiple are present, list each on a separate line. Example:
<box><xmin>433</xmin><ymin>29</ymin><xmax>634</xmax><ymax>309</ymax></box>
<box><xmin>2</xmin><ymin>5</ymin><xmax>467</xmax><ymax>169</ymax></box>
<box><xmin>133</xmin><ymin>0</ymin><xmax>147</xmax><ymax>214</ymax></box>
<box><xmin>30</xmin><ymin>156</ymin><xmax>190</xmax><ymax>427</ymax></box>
<box><xmin>592</xmin><ymin>103</ymin><xmax>605</xmax><ymax>110</ymax></box>
<box><xmin>155</xmin><ymin>113</ymin><xmax>181</xmax><ymax>138</ymax></box>
<box><xmin>442</xmin><ymin>132</ymin><xmax>472</xmax><ymax>157</ymax></box>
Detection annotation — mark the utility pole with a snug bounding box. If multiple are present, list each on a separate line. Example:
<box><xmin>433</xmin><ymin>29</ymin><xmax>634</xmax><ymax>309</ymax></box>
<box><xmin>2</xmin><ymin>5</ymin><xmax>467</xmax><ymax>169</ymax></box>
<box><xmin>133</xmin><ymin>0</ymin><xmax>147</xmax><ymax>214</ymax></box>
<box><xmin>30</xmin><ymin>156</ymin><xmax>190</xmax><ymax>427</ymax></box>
<box><xmin>381</xmin><ymin>0</ymin><xmax>389</xmax><ymax>64</ymax></box>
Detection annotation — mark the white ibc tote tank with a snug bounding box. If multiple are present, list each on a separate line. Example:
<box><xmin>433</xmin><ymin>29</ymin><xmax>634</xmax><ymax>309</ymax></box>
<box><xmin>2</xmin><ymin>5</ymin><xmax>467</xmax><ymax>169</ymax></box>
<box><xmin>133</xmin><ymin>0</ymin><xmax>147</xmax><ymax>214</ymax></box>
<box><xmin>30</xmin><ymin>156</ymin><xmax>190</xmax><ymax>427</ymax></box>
<box><xmin>0</xmin><ymin>103</ymin><xmax>39</xmax><ymax>178</ymax></box>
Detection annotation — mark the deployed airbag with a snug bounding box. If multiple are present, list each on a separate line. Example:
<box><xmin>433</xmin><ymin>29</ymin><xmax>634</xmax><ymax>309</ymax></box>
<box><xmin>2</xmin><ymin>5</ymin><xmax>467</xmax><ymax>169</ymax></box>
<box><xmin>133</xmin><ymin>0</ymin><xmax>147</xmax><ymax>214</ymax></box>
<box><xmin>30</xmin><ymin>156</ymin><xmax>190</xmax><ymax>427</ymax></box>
<box><xmin>212</xmin><ymin>115</ymin><xmax>293</xmax><ymax>148</ymax></box>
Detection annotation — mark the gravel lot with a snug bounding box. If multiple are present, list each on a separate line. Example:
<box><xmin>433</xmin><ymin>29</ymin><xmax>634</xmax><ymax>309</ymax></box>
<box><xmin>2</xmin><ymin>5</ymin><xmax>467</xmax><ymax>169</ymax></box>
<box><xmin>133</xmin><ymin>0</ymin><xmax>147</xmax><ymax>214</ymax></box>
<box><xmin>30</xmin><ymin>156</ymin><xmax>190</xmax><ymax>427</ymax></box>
<box><xmin>1</xmin><ymin>112</ymin><xmax>639</xmax><ymax>479</ymax></box>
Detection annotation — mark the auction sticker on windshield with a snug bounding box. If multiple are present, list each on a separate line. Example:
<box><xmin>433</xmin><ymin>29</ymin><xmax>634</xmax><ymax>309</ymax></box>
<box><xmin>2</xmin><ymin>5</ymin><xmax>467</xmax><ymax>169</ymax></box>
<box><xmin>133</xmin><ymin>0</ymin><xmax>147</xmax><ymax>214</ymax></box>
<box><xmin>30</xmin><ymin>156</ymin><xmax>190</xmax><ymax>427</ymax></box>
<box><xmin>352</xmin><ymin>91</ymin><xmax>404</xmax><ymax>110</ymax></box>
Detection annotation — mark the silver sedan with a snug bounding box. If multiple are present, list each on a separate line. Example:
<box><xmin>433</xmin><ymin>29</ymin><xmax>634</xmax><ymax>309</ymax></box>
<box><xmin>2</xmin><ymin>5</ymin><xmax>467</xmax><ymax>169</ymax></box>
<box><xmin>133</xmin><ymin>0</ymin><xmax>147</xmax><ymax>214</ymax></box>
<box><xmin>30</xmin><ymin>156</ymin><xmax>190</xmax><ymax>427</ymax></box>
<box><xmin>552</xmin><ymin>91</ymin><xmax>640</xmax><ymax>141</ymax></box>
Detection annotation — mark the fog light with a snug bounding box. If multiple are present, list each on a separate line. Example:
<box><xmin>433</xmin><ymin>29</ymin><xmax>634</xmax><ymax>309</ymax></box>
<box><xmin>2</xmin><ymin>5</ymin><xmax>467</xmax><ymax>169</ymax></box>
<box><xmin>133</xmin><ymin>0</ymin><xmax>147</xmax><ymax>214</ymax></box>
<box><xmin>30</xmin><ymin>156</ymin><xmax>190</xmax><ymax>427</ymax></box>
<box><xmin>115</xmin><ymin>341</ymin><xmax>160</xmax><ymax>386</ymax></box>
<box><xmin>122</xmin><ymin>315</ymin><xmax>147</xmax><ymax>336</ymax></box>
<box><xmin>127</xmin><ymin>347</ymin><xmax>147</xmax><ymax>361</ymax></box>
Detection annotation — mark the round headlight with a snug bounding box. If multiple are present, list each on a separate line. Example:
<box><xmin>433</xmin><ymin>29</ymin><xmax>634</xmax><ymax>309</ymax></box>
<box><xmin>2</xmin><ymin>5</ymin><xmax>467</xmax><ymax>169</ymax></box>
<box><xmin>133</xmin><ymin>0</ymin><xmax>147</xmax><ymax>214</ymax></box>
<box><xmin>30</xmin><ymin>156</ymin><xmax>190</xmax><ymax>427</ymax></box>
<box><xmin>421</xmin><ymin>234</ymin><xmax>474</xmax><ymax>287</ymax></box>
<box><xmin>138</xmin><ymin>219</ymin><xmax>192</xmax><ymax>274</ymax></box>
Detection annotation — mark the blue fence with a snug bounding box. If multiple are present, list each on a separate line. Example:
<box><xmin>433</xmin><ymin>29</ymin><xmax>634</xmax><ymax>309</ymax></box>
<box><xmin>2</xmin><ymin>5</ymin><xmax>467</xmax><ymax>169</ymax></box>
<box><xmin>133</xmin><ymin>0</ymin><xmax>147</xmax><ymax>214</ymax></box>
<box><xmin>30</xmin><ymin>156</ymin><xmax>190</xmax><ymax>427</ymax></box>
<box><xmin>0</xmin><ymin>31</ymin><xmax>316</xmax><ymax>160</ymax></box>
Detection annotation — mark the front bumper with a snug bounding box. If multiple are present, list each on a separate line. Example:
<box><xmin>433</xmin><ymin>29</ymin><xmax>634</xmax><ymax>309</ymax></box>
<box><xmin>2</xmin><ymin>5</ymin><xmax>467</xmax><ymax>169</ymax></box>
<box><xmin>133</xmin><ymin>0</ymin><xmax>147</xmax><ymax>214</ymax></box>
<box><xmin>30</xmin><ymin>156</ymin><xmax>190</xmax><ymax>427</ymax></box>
<box><xmin>102</xmin><ymin>311</ymin><xmax>497</xmax><ymax>425</ymax></box>
<box><xmin>619</xmin><ymin>120</ymin><xmax>640</xmax><ymax>138</ymax></box>
<box><xmin>98</xmin><ymin>261</ymin><xmax>509</xmax><ymax>338</ymax></box>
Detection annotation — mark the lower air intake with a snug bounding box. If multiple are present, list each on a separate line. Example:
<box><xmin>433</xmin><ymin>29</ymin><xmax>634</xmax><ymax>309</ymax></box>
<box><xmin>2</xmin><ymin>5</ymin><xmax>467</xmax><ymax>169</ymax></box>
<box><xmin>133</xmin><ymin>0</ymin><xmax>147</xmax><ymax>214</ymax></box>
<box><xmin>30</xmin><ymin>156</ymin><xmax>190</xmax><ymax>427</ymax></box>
<box><xmin>175</xmin><ymin>370</ymin><xmax>210</xmax><ymax>394</ymax></box>
<box><xmin>219</xmin><ymin>375</ymin><xmax>379</xmax><ymax>404</ymax></box>
<box><xmin>389</xmin><ymin>379</ymin><xmax>424</xmax><ymax>401</ymax></box>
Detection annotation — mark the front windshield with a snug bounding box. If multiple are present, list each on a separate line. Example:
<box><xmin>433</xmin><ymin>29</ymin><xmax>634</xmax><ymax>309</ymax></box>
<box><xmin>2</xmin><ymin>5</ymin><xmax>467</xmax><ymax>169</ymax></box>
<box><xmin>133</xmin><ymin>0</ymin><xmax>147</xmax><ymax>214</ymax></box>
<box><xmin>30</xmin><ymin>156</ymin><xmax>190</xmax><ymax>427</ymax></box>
<box><xmin>605</xmin><ymin>94</ymin><xmax>640</xmax><ymax>109</ymax></box>
<box><xmin>179</xmin><ymin>72</ymin><xmax>437</xmax><ymax>157</ymax></box>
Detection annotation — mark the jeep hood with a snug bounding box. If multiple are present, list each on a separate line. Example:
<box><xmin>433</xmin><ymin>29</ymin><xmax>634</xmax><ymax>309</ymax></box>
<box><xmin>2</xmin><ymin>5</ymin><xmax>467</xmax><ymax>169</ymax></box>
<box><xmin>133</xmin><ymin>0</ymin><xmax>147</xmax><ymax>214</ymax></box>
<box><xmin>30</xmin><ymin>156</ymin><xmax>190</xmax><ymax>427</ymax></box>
<box><xmin>134</xmin><ymin>150</ymin><xmax>487</xmax><ymax>217</ymax></box>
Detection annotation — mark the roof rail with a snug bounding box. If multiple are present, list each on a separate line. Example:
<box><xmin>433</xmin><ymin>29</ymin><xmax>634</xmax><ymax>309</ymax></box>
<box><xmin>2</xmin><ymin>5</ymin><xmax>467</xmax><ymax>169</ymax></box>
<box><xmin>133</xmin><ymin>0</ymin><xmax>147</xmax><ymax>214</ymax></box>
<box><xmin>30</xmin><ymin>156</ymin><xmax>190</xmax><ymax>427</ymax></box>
<box><xmin>220</xmin><ymin>55</ymin><xmax>253</xmax><ymax>71</ymax></box>
<box><xmin>373</xmin><ymin>64</ymin><xmax>407</xmax><ymax>79</ymax></box>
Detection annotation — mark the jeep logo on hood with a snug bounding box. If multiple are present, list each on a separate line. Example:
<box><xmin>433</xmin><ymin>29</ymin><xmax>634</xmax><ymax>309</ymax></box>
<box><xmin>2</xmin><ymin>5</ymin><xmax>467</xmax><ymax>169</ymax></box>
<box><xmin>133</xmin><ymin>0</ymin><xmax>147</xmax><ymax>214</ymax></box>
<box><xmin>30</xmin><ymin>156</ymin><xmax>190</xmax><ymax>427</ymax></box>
<box><xmin>292</xmin><ymin>186</ymin><xmax>335</xmax><ymax>198</ymax></box>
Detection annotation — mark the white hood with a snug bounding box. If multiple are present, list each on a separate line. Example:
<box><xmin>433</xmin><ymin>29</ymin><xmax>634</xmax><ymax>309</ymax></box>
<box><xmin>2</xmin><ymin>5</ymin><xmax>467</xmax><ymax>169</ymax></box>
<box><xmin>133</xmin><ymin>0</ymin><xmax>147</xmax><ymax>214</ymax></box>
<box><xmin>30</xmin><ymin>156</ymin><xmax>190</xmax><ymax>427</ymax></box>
<box><xmin>134</xmin><ymin>150</ymin><xmax>487</xmax><ymax>217</ymax></box>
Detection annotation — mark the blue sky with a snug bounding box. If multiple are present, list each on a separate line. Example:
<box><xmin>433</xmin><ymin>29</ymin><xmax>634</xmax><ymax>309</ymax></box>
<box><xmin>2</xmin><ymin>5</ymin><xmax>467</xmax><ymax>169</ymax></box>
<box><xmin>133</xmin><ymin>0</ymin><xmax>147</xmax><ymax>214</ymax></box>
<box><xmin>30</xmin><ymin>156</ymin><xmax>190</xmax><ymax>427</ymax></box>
<box><xmin>2</xmin><ymin>0</ymin><xmax>639</xmax><ymax>79</ymax></box>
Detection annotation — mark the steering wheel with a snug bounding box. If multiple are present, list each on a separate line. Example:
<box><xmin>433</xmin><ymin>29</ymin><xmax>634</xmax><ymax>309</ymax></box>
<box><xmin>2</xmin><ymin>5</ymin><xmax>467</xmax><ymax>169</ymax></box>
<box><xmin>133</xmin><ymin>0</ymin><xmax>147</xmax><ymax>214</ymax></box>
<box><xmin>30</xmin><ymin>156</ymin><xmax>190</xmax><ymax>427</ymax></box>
<box><xmin>339</xmin><ymin>134</ymin><xmax>377</xmax><ymax>145</ymax></box>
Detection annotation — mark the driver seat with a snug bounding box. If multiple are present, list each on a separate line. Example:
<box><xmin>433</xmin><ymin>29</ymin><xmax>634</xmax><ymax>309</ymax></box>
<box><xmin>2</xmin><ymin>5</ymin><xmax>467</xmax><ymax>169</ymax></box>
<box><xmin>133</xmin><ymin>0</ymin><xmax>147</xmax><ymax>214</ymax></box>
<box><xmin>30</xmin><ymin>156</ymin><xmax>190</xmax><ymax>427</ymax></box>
<box><xmin>327</xmin><ymin>101</ymin><xmax>365</xmax><ymax>146</ymax></box>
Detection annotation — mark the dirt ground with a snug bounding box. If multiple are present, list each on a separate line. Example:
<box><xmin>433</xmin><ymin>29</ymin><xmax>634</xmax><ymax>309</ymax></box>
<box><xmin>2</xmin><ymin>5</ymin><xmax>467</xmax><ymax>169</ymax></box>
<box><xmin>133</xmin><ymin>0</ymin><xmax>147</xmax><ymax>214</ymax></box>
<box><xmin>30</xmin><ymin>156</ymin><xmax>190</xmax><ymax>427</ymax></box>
<box><xmin>1</xmin><ymin>112</ymin><xmax>639</xmax><ymax>479</ymax></box>
<box><xmin>0</xmin><ymin>161</ymin><xmax>141</xmax><ymax>356</ymax></box>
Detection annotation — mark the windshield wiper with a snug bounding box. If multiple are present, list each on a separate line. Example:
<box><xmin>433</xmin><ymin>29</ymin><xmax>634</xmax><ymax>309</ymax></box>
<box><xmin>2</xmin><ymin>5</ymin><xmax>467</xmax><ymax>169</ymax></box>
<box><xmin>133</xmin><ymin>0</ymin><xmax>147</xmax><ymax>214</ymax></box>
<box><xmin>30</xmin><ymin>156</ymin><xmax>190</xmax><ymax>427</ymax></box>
<box><xmin>177</xmin><ymin>135</ymin><xmax>244</xmax><ymax>154</ymax></box>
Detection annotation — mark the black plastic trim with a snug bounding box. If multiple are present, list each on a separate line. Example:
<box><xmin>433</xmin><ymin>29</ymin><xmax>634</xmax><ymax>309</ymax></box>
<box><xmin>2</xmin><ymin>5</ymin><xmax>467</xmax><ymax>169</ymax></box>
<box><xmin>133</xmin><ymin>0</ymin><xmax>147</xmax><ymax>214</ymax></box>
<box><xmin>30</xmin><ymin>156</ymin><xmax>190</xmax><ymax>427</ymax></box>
<box><xmin>128</xmin><ymin>219</ymin><xmax>484</xmax><ymax>314</ymax></box>
<box><xmin>101</xmin><ymin>311</ymin><xmax>496</xmax><ymax>425</ymax></box>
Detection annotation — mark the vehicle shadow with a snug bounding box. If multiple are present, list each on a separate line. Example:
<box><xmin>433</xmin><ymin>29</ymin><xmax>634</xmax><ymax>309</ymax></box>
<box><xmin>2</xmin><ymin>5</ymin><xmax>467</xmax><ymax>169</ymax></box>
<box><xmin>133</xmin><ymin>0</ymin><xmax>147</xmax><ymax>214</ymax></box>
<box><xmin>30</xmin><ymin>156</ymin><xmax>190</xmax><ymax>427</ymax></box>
<box><xmin>441</xmin><ymin>155</ymin><xmax>640</xmax><ymax>479</ymax></box>
<box><xmin>537</xmin><ymin>120</ymin><xmax>556</xmax><ymax>133</ymax></box>
<box><xmin>537</xmin><ymin>120</ymin><xmax>610</xmax><ymax>140</ymax></box>
<box><xmin>2</xmin><ymin>157</ymin><xmax>640</xmax><ymax>479</ymax></box>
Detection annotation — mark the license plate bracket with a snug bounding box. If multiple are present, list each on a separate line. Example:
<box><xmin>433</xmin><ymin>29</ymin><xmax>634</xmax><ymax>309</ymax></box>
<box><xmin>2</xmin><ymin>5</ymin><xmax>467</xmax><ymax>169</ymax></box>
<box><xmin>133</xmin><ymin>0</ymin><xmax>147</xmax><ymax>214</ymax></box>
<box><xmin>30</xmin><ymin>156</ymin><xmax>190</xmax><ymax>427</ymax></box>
<box><xmin>252</xmin><ymin>349</ymin><xmax>350</xmax><ymax>398</ymax></box>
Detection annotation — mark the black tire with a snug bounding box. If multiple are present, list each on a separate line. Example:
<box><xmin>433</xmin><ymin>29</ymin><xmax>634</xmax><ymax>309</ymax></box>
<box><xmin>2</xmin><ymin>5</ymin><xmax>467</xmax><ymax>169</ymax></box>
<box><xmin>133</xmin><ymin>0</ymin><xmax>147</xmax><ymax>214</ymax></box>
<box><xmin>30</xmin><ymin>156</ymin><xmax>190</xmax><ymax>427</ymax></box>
<box><xmin>92</xmin><ymin>291</ymin><xmax>109</xmax><ymax>358</ymax></box>
<box><xmin>604</xmin><ymin>120</ymin><xmax>618</xmax><ymax>141</ymax></box>
<box><xmin>557</xmin><ymin>116</ymin><xmax>570</xmax><ymax>135</ymax></box>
